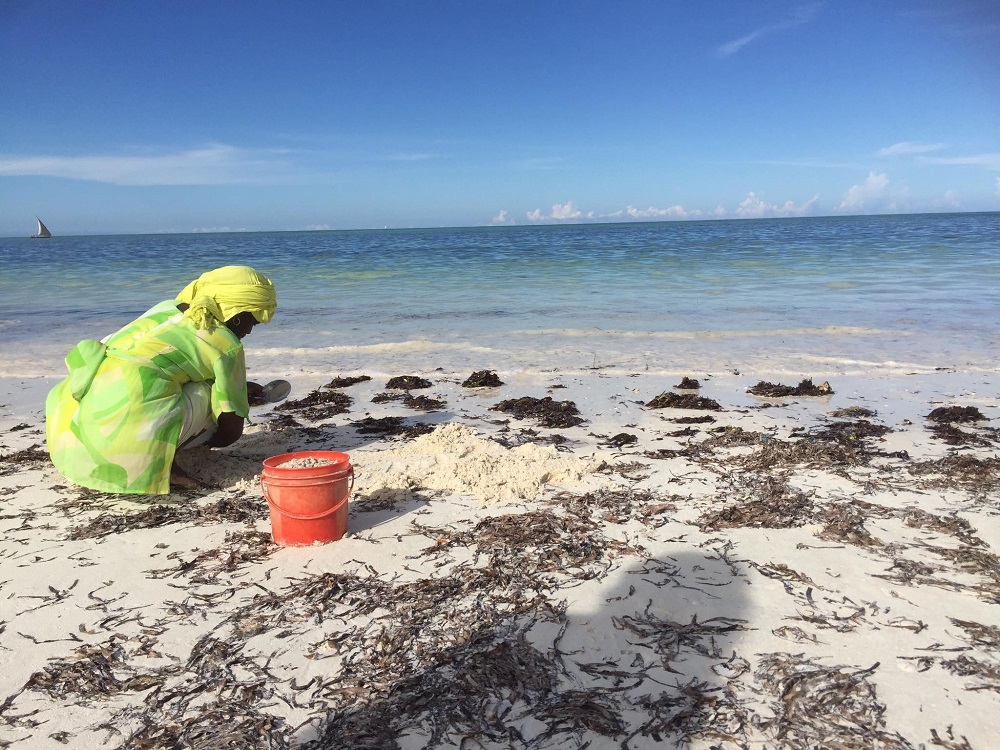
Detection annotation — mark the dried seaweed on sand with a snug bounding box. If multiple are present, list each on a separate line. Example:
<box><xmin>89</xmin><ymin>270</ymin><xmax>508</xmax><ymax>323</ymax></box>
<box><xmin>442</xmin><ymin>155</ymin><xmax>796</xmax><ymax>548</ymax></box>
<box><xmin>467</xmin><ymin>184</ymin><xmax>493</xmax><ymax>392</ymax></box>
<box><xmin>67</xmin><ymin>490</ymin><xmax>267</xmax><ymax>540</ymax></box>
<box><xmin>385</xmin><ymin>375</ymin><xmax>433</xmax><ymax>390</ymax></box>
<box><xmin>491</xmin><ymin>395</ymin><xmax>585</xmax><ymax>429</ymax></box>
<box><xmin>0</xmin><ymin>445</ymin><xmax>51</xmax><ymax>476</ymax></box>
<box><xmin>273</xmin><ymin>388</ymin><xmax>351</xmax><ymax>421</ymax></box>
<box><xmin>350</xmin><ymin>416</ymin><xmax>435</xmax><ymax>438</ymax></box>
<box><xmin>747</xmin><ymin>378</ymin><xmax>833</xmax><ymax>397</ymax></box>
<box><xmin>755</xmin><ymin>653</ymin><xmax>915</xmax><ymax>750</ymax></box>
<box><xmin>462</xmin><ymin>370</ymin><xmax>504</xmax><ymax>387</ymax></box>
<box><xmin>646</xmin><ymin>392</ymin><xmax>722</xmax><ymax>410</ymax></box>
<box><xmin>323</xmin><ymin>375</ymin><xmax>372</xmax><ymax>389</ymax></box>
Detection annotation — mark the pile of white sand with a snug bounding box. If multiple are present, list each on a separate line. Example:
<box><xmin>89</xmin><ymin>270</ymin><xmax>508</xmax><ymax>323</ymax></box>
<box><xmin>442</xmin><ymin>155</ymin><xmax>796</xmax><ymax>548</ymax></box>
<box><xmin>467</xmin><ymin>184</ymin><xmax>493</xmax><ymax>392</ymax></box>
<box><xmin>352</xmin><ymin>423</ymin><xmax>600</xmax><ymax>505</ymax></box>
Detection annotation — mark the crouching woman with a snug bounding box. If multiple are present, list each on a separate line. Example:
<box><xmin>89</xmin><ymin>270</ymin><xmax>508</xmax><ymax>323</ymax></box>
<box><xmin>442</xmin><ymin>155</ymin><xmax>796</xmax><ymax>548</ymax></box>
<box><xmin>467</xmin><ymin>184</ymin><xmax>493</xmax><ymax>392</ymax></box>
<box><xmin>45</xmin><ymin>265</ymin><xmax>276</xmax><ymax>494</ymax></box>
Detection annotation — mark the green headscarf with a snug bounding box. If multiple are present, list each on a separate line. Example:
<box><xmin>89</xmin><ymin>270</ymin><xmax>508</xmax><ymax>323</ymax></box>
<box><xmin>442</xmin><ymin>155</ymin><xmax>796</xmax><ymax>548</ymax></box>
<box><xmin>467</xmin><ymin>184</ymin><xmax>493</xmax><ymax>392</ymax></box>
<box><xmin>175</xmin><ymin>266</ymin><xmax>277</xmax><ymax>330</ymax></box>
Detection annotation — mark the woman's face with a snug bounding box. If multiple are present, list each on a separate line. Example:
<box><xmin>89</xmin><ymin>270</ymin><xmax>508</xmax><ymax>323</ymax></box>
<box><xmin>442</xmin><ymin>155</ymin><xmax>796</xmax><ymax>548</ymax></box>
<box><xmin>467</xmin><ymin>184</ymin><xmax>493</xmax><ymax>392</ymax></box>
<box><xmin>226</xmin><ymin>312</ymin><xmax>259</xmax><ymax>339</ymax></box>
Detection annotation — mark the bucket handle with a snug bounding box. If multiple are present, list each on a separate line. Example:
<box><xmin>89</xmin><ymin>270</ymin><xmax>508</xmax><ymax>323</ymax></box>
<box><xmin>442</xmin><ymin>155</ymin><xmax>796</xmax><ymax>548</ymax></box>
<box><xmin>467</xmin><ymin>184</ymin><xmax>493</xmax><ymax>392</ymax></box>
<box><xmin>261</xmin><ymin>466</ymin><xmax>355</xmax><ymax>520</ymax></box>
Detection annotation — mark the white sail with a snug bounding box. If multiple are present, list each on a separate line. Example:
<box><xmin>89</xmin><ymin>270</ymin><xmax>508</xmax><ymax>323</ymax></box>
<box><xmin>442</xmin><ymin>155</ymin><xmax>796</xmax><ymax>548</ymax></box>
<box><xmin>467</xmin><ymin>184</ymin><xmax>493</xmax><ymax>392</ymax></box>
<box><xmin>33</xmin><ymin>218</ymin><xmax>52</xmax><ymax>238</ymax></box>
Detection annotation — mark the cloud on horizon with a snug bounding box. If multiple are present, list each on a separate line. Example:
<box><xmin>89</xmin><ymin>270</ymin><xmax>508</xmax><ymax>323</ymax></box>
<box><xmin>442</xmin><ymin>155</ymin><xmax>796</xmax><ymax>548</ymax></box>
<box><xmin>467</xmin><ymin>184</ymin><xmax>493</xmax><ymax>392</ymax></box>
<box><xmin>836</xmin><ymin>172</ymin><xmax>892</xmax><ymax>213</ymax></box>
<box><xmin>527</xmin><ymin>201</ymin><xmax>591</xmax><ymax>222</ymax></box>
<box><xmin>0</xmin><ymin>144</ymin><xmax>296</xmax><ymax>185</ymax></box>
<box><xmin>735</xmin><ymin>191</ymin><xmax>819</xmax><ymax>218</ymax></box>
<box><xmin>491</xmin><ymin>209</ymin><xmax>515</xmax><ymax>225</ymax></box>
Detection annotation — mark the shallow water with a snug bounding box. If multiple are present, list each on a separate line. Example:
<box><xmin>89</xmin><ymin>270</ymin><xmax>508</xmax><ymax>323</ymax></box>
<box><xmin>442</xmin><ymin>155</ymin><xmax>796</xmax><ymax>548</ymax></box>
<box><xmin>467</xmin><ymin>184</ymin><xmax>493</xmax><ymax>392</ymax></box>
<box><xmin>2</xmin><ymin>213</ymin><xmax>998</xmax><ymax>378</ymax></box>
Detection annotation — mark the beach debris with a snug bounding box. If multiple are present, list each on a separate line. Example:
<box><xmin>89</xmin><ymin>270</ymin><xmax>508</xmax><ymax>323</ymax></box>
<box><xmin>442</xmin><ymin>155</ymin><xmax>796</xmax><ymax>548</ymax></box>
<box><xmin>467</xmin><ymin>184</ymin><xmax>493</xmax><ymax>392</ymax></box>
<box><xmin>67</xmin><ymin>489</ymin><xmax>266</xmax><ymax>540</ymax></box>
<box><xmin>462</xmin><ymin>370</ymin><xmax>504</xmax><ymax>387</ymax></box>
<box><xmin>747</xmin><ymin>378</ymin><xmax>833</xmax><ymax>397</ymax></box>
<box><xmin>671</xmin><ymin>414</ymin><xmax>716</xmax><ymax>424</ymax></box>
<box><xmin>385</xmin><ymin>375</ymin><xmax>432</xmax><ymax>390</ymax></box>
<box><xmin>350</xmin><ymin>415</ymin><xmax>435</xmax><ymax>438</ymax></box>
<box><xmin>0</xmin><ymin>445</ymin><xmax>51</xmax><ymax>476</ymax></box>
<box><xmin>927</xmin><ymin>406</ymin><xmax>987</xmax><ymax>423</ymax></box>
<box><xmin>323</xmin><ymin>374</ymin><xmax>371</xmax><ymax>389</ymax></box>
<box><xmin>698</xmin><ymin>475</ymin><xmax>814</xmax><ymax>531</ymax></box>
<box><xmin>645</xmin><ymin>392</ymin><xmax>722</xmax><ymax>410</ymax></box>
<box><xmin>673</xmin><ymin>377</ymin><xmax>701</xmax><ymax>389</ymax></box>
<box><xmin>830</xmin><ymin>406</ymin><xmax>878</xmax><ymax>418</ymax></box>
<box><xmin>491</xmin><ymin>395</ymin><xmax>585</xmax><ymax>428</ymax></box>
<box><xmin>401</xmin><ymin>393</ymin><xmax>447</xmax><ymax>411</ymax></box>
<box><xmin>755</xmin><ymin>654</ymin><xmax>911</xmax><ymax>750</ymax></box>
<box><xmin>273</xmin><ymin>388</ymin><xmax>351</xmax><ymax>421</ymax></box>
<box><xmin>606</xmin><ymin>432</ymin><xmax>639</xmax><ymax>447</ymax></box>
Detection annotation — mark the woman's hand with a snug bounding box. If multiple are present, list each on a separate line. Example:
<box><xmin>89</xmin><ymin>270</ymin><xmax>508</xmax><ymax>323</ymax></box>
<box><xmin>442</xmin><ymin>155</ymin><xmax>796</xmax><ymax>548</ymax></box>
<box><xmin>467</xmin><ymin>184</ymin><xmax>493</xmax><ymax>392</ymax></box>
<box><xmin>208</xmin><ymin>412</ymin><xmax>244</xmax><ymax>448</ymax></box>
<box><xmin>247</xmin><ymin>381</ymin><xmax>266</xmax><ymax>406</ymax></box>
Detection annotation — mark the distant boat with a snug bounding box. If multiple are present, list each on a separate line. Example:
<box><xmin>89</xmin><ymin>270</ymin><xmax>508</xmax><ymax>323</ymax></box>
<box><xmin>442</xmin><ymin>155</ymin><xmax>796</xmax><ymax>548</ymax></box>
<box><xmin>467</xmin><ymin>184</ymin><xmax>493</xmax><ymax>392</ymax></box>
<box><xmin>31</xmin><ymin>217</ymin><xmax>52</xmax><ymax>238</ymax></box>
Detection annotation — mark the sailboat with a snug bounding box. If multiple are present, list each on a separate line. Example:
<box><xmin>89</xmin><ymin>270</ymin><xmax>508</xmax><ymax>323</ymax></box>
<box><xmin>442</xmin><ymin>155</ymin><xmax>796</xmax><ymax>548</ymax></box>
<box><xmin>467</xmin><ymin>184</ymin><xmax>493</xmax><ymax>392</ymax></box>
<box><xmin>31</xmin><ymin>217</ymin><xmax>52</xmax><ymax>239</ymax></box>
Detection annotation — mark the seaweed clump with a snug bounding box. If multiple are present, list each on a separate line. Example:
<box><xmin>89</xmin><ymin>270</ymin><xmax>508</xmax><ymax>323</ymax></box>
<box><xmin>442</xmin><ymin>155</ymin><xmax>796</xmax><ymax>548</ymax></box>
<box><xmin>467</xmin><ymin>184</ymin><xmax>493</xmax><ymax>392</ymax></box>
<box><xmin>323</xmin><ymin>375</ymin><xmax>372</xmax><ymax>389</ymax></box>
<box><xmin>491</xmin><ymin>396</ymin><xmax>585</xmax><ymax>429</ymax></box>
<box><xmin>462</xmin><ymin>370</ymin><xmax>504</xmax><ymax>388</ymax></box>
<box><xmin>645</xmin><ymin>392</ymin><xmax>722</xmax><ymax>411</ymax></box>
<box><xmin>748</xmin><ymin>379</ymin><xmax>833</xmax><ymax>397</ymax></box>
<box><xmin>273</xmin><ymin>389</ymin><xmax>351</xmax><ymax>421</ymax></box>
<box><xmin>385</xmin><ymin>375</ymin><xmax>433</xmax><ymax>390</ymax></box>
<box><xmin>0</xmin><ymin>446</ymin><xmax>51</xmax><ymax>476</ymax></box>
<box><xmin>926</xmin><ymin>406</ymin><xmax>987</xmax><ymax>423</ymax></box>
<box><xmin>674</xmin><ymin>377</ymin><xmax>701</xmax><ymax>389</ymax></box>
<box><xmin>351</xmin><ymin>416</ymin><xmax>435</xmax><ymax>438</ymax></box>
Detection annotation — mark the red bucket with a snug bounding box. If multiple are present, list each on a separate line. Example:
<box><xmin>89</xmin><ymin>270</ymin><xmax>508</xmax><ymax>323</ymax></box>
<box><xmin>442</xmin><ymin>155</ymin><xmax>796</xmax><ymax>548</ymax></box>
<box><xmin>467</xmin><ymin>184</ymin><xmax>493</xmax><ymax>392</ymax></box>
<box><xmin>260</xmin><ymin>451</ymin><xmax>354</xmax><ymax>546</ymax></box>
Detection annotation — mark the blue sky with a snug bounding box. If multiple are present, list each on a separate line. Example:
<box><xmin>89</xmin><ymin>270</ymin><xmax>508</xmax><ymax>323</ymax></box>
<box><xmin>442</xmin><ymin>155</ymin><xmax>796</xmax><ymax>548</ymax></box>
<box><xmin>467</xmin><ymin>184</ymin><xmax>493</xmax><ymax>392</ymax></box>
<box><xmin>2</xmin><ymin>0</ymin><xmax>998</xmax><ymax>236</ymax></box>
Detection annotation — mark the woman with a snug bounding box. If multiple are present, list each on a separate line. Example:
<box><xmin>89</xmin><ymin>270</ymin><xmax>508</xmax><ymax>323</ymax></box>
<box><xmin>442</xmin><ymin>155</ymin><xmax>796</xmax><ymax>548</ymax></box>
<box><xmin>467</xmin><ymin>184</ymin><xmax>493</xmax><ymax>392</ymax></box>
<box><xmin>45</xmin><ymin>265</ymin><xmax>277</xmax><ymax>494</ymax></box>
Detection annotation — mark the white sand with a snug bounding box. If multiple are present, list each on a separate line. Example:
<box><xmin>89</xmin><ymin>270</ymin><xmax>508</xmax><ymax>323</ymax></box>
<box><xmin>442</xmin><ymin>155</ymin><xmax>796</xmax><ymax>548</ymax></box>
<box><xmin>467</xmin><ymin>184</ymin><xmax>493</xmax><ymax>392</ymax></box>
<box><xmin>1</xmin><ymin>368</ymin><xmax>998</xmax><ymax>749</ymax></box>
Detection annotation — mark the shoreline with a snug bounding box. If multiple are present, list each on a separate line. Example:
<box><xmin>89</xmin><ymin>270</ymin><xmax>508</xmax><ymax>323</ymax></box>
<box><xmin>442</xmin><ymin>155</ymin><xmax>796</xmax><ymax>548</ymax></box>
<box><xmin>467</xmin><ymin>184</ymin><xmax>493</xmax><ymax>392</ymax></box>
<box><xmin>1</xmin><ymin>365</ymin><xmax>998</xmax><ymax>748</ymax></box>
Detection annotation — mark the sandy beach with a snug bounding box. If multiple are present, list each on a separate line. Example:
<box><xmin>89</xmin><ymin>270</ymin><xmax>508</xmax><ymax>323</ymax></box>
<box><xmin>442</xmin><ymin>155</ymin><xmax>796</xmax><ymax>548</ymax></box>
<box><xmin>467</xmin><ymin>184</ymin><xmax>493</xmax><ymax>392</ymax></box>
<box><xmin>1</xmin><ymin>365</ymin><xmax>998</xmax><ymax>749</ymax></box>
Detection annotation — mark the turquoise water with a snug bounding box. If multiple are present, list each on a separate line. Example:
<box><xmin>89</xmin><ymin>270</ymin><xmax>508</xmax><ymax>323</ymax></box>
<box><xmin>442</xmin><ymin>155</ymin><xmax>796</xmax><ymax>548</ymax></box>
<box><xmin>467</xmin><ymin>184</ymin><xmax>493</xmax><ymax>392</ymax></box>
<box><xmin>2</xmin><ymin>213</ymin><xmax>998</xmax><ymax>377</ymax></box>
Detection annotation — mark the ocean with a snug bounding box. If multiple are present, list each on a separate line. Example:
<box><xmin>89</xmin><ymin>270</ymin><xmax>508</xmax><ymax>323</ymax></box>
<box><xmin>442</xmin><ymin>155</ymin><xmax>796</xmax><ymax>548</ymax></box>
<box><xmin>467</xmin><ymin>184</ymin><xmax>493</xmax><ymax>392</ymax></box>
<box><xmin>1</xmin><ymin>213</ymin><xmax>998</xmax><ymax>380</ymax></box>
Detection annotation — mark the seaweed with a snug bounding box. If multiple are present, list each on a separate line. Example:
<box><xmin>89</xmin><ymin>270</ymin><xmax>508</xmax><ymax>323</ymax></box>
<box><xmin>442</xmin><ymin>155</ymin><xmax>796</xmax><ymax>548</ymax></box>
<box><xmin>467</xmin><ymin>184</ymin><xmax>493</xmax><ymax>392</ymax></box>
<box><xmin>926</xmin><ymin>406</ymin><xmax>987</xmax><ymax>423</ymax></box>
<box><xmin>402</xmin><ymin>394</ymin><xmax>447</xmax><ymax>411</ymax></box>
<box><xmin>673</xmin><ymin>377</ymin><xmax>701</xmax><ymax>389</ymax></box>
<box><xmin>490</xmin><ymin>396</ymin><xmax>585</xmax><ymax>429</ymax></box>
<box><xmin>755</xmin><ymin>654</ymin><xmax>913</xmax><ymax>750</ymax></box>
<box><xmin>645</xmin><ymin>392</ymin><xmax>722</xmax><ymax>411</ymax></box>
<box><xmin>747</xmin><ymin>378</ymin><xmax>833</xmax><ymax>397</ymax></box>
<box><xmin>462</xmin><ymin>370</ymin><xmax>504</xmax><ymax>388</ymax></box>
<box><xmin>273</xmin><ymin>389</ymin><xmax>351</xmax><ymax>421</ymax></box>
<box><xmin>323</xmin><ymin>375</ymin><xmax>372</xmax><ymax>389</ymax></box>
<box><xmin>385</xmin><ymin>375</ymin><xmax>432</xmax><ymax>390</ymax></box>
<box><xmin>68</xmin><ymin>490</ymin><xmax>267</xmax><ymax>540</ymax></box>
<box><xmin>350</xmin><ymin>416</ymin><xmax>435</xmax><ymax>438</ymax></box>
<box><xmin>0</xmin><ymin>445</ymin><xmax>51</xmax><ymax>476</ymax></box>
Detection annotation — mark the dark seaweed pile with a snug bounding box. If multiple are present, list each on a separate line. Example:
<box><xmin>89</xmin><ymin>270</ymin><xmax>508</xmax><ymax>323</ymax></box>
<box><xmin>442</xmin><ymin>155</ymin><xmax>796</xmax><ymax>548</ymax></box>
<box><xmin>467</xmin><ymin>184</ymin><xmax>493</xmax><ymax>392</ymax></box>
<box><xmin>747</xmin><ymin>379</ymin><xmax>833</xmax><ymax>397</ymax></box>
<box><xmin>462</xmin><ymin>370</ymin><xmax>504</xmax><ymax>388</ymax></box>
<box><xmin>491</xmin><ymin>396</ymin><xmax>585</xmax><ymax>429</ymax></box>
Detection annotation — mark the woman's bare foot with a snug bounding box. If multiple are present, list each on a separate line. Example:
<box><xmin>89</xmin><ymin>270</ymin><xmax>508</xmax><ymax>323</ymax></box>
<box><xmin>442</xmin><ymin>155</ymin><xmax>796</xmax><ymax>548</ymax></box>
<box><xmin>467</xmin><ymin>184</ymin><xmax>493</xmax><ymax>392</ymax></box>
<box><xmin>170</xmin><ymin>464</ymin><xmax>207</xmax><ymax>491</ymax></box>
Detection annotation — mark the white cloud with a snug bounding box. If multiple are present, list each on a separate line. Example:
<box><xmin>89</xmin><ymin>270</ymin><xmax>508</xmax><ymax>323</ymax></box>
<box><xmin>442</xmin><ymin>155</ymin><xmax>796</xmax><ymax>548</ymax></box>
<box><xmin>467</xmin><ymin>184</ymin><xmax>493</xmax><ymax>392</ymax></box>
<box><xmin>527</xmin><ymin>201</ymin><xmax>583</xmax><ymax>222</ymax></box>
<box><xmin>996</xmin><ymin>177</ymin><xmax>1000</xmax><ymax>197</ymax></box>
<box><xmin>923</xmin><ymin>153</ymin><xmax>1000</xmax><ymax>169</ymax></box>
<box><xmin>717</xmin><ymin>3</ymin><xmax>821</xmax><ymax>56</ymax></box>
<box><xmin>490</xmin><ymin>209</ymin><xmax>515</xmax><ymax>226</ymax></box>
<box><xmin>305</xmin><ymin>224</ymin><xmax>334</xmax><ymax>231</ymax></box>
<box><xmin>625</xmin><ymin>204</ymin><xmax>702</xmax><ymax>220</ymax></box>
<box><xmin>836</xmin><ymin>172</ymin><xmax>891</xmax><ymax>213</ymax></box>
<box><xmin>0</xmin><ymin>144</ymin><xmax>294</xmax><ymax>185</ymax></box>
<box><xmin>735</xmin><ymin>192</ymin><xmax>819</xmax><ymax>218</ymax></box>
<box><xmin>877</xmin><ymin>141</ymin><xmax>947</xmax><ymax>157</ymax></box>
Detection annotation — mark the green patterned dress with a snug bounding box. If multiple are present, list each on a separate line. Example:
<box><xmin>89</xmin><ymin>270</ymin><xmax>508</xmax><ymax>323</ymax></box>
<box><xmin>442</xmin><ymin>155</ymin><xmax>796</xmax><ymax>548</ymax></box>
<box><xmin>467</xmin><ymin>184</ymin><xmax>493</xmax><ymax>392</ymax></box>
<box><xmin>46</xmin><ymin>301</ymin><xmax>250</xmax><ymax>495</ymax></box>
